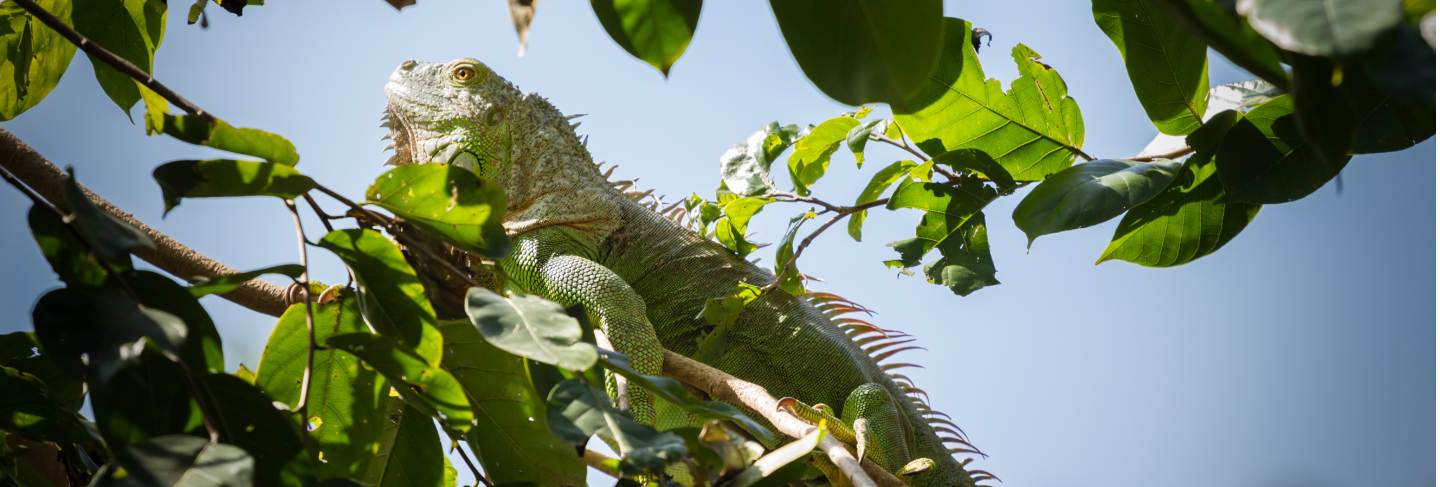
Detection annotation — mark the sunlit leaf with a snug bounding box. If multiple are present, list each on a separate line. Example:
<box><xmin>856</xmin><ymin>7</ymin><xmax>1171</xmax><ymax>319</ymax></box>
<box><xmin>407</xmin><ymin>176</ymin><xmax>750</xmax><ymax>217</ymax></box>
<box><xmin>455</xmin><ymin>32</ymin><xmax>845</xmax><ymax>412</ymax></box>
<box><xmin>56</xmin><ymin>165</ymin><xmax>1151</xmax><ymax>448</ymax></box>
<box><xmin>366</xmin><ymin>163</ymin><xmax>510</xmax><ymax>259</ymax></box>
<box><xmin>1093</xmin><ymin>0</ymin><xmax>1209</xmax><ymax>135</ymax></box>
<box><xmin>161</xmin><ymin>114</ymin><xmax>300</xmax><ymax>165</ymax></box>
<box><xmin>713</xmin><ymin>196</ymin><xmax>770</xmax><ymax>257</ymax></box>
<box><xmin>720</xmin><ymin>122</ymin><xmax>800</xmax><ymax>197</ymax></box>
<box><xmin>787</xmin><ymin>116</ymin><xmax>858</xmax><ymax>195</ymax></box>
<box><xmin>371</xmin><ymin>404</ymin><xmax>450</xmax><ymax>487</ymax></box>
<box><xmin>0</xmin><ymin>0</ymin><xmax>77</xmax><ymax>121</ymax></box>
<box><xmin>463</xmin><ymin>287</ymin><xmax>598</xmax><ymax>371</ymax></box>
<box><xmin>317</xmin><ymin>229</ymin><xmax>444</xmax><ymax>367</ymax></box>
<box><xmin>770</xmin><ymin>0</ymin><xmax>945</xmax><ymax>109</ymax></box>
<box><xmin>327</xmin><ymin>332</ymin><xmax>473</xmax><ymax>434</ymax></box>
<box><xmin>1013</xmin><ymin>158</ymin><xmax>1183</xmax><ymax>244</ymax></box>
<box><xmin>1136</xmin><ymin>80</ymin><xmax>1283</xmax><ymax>158</ymax></box>
<box><xmin>438</xmin><ymin>320</ymin><xmax>587</xmax><ymax>485</ymax></box>
<box><xmin>896</xmin><ymin>19</ymin><xmax>1087</xmax><ymax>181</ymax></box>
<box><xmin>592</xmin><ymin>0</ymin><xmax>702</xmax><ymax>75</ymax></box>
<box><xmin>153</xmin><ymin>159</ymin><xmax>316</xmax><ymax>215</ymax></box>
<box><xmin>698</xmin><ymin>281</ymin><xmax>762</xmax><ymax>331</ymax></box>
<box><xmin>72</xmin><ymin>0</ymin><xmax>165</xmax><ymax>119</ymax></box>
<box><xmin>847</xmin><ymin>159</ymin><xmax>916</xmax><ymax>241</ymax></box>
<box><xmin>772</xmin><ymin>213</ymin><xmax>812</xmax><ymax>295</ymax></box>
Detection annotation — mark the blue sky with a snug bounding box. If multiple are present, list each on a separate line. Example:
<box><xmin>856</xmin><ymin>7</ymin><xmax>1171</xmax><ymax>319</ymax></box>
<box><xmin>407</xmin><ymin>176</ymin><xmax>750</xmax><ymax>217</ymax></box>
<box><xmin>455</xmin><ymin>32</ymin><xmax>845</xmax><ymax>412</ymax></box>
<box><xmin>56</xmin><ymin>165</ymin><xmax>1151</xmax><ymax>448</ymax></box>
<box><xmin>0</xmin><ymin>1</ymin><xmax>1433</xmax><ymax>486</ymax></box>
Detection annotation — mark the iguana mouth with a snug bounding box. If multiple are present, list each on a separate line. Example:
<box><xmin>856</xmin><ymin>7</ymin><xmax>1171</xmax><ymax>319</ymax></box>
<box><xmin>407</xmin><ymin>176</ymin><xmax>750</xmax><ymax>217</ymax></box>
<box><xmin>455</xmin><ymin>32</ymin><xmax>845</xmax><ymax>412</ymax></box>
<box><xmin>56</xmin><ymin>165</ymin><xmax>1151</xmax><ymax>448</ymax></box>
<box><xmin>380</xmin><ymin>106</ymin><xmax>415</xmax><ymax>166</ymax></box>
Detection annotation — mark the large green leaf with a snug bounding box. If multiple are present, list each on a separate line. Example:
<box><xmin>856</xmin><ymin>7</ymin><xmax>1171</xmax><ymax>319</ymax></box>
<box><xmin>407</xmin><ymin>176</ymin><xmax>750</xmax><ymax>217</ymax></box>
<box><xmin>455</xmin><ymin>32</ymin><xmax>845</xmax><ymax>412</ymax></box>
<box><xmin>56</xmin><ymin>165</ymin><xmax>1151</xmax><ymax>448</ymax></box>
<box><xmin>719</xmin><ymin>122</ymin><xmax>800</xmax><ymax>197</ymax></box>
<box><xmin>713</xmin><ymin>196</ymin><xmax>771</xmax><ymax>257</ymax></box>
<box><xmin>1013</xmin><ymin>158</ymin><xmax>1183</xmax><ymax>244</ymax></box>
<box><xmin>1237</xmin><ymin>0</ymin><xmax>1404</xmax><ymax>56</ymax></box>
<box><xmin>366</xmin><ymin>164</ymin><xmax>510</xmax><ymax>259</ymax></box>
<box><xmin>1099</xmin><ymin>111</ymin><xmax>1261</xmax><ymax>267</ymax></box>
<box><xmin>152</xmin><ymin>159</ymin><xmax>316</xmax><ymax>215</ymax></box>
<box><xmin>1153</xmin><ymin>0</ymin><xmax>1288</xmax><ymax>86</ymax></box>
<box><xmin>1093</xmin><ymin>0</ymin><xmax>1210</xmax><ymax>135</ymax></box>
<box><xmin>327</xmin><ymin>332</ymin><xmax>473</xmax><ymax>434</ymax></box>
<box><xmin>592</xmin><ymin>0</ymin><xmax>702</xmax><ymax>76</ymax></box>
<box><xmin>0</xmin><ymin>0</ymin><xmax>77</xmax><ymax>120</ymax></box>
<box><xmin>91</xmin><ymin>435</ymin><xmax>254</xmax><ymax>487</ymax></box>
<box><xmin>769</xmin><ymin>0</ymin><xmax>945</xmax><ymax>109</ymax></box>
<box><xmin>847</xmin><ymin>159</ymin><xmax>916</xmax><ymax>241</ymax></box>
<box><xmin>31</xmin><ymin>286</ymin><xmax>185</xmax><ymax>383</ymax></box>
<box><xmin>72</xmin><ymin>0</ymin><xmax>165</xmax><ymax>119</ymax></box>
<box><xmin>787</xmin><ymin>116</ymin><xmax>859</xmax><ymax>195</ymax></box>
<box><xmin>27</xmin><ymin>205</ymin><xmax>106</xmax><ymax>287</ymax></box>
<box><xmin>438</xmin><ymin>320</ymin><xmax>586</xmax><ymax>486</ymax></box>
<box><xmin>317</xmin><ymin>229</ymin><xmax>444</xmax><ymax>367</ymax></box>
<box><xmin>1213</xmin><ymin>95</ymin><xmax>1349</xmax><ymax>203</ymax></box>
<box><xmin>198</xmin><ymin>373</ymin><xmax>309</xmax><ymax>486</ymax></box>
<box><xmin>895</xmin><ymin>19</ymin><xmax>1087</xmax><ymax>181</ymax></box>
<box><xmin>545</xmin><ymin>379</ymin><xmax>688</xmax><ymax>472</ymax></box>
<box><xmin>161</xmin><ymin>114</ymin><xmax>300</xmax><ymax>165</ymax></box>
<box><xmin>463</xmin><ymin>287</ymin><xmax>598</xmax><ymax>371</ymax></box>
<box><xmin>255</xmin><ymin>291</ymin><xmax>388</xmax><ymax>481</ymax></box>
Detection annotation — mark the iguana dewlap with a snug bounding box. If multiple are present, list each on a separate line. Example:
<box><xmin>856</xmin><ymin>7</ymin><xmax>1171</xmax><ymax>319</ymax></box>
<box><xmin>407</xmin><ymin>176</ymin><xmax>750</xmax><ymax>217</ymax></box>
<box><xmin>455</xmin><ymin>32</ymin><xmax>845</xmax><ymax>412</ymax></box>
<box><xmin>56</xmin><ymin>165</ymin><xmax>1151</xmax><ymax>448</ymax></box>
<box><xmin>381</xmin><ymin>58</ymin><xmax>984</xmax><ymax>486</ymax></box>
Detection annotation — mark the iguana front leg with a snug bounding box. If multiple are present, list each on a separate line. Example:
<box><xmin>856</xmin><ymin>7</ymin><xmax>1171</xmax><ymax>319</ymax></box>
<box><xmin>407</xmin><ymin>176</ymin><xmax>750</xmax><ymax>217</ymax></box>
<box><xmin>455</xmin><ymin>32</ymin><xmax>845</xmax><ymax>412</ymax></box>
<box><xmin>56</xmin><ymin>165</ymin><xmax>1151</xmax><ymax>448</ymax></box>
<box><xmin>503</xmin><ymin>230</ymin><xmax>663</xmax><ymax>425</ymax></box>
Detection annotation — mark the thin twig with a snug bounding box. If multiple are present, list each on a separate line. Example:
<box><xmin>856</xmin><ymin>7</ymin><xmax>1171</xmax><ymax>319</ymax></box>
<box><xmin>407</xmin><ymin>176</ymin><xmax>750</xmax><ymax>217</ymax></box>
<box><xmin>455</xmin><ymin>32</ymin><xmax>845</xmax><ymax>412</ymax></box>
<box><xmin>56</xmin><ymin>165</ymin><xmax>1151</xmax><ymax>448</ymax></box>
<box><xmin>762</xmin><ymin>198</ymin><xmax>890</xmax><ymax>294</ymax></box>
<box><xmin>301</xmin><ymin>193</ymin><xmax>337</xmax><ymax>233</ymax></box>
<box><xmin>283</xmin><ymin>201</ymin><xmax>318</xmax><ymax>443</ymax></box>
<box><xmin>453</xmin><ymin>441</ymin><xmax>490</xmax><ymax>487</ymax></box>
<box><xmin>1131</xmin><ymin>145</ymin><xmax>1196</xmax><ymax>162</ymax></box>
<box><xmin>769</xmin><ymin>191</ymin><xmax>843</xmax><ymax>214</ymax></box>
<box><xmin>9</xmin><ymin>0</ymin><xmax>213</xmax><ymax>120</ymax></box>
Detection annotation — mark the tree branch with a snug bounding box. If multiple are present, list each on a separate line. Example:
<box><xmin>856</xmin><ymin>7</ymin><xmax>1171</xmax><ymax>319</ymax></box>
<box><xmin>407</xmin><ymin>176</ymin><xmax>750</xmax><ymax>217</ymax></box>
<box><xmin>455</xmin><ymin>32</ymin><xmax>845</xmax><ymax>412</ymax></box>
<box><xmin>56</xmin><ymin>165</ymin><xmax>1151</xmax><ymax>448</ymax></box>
<box><xmin>9</xmin><ymin>0</ymin><xmax>213</xmax><ymax>120</ymax></box>
<box><xmin>0</xmin><ymin>128</ymin><xmax>293</xmax><ymax>316</ymax></box>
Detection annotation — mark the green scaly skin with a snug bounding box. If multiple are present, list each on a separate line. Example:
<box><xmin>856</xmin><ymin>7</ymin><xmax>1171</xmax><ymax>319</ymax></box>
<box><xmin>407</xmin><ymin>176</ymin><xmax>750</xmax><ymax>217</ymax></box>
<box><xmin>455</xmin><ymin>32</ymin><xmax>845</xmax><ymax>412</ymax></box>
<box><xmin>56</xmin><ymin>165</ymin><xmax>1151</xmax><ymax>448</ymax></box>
<box><xmin>382</xmin><ymin>58</ymin><xmax>979</xmax><ymax>486</ymax></box>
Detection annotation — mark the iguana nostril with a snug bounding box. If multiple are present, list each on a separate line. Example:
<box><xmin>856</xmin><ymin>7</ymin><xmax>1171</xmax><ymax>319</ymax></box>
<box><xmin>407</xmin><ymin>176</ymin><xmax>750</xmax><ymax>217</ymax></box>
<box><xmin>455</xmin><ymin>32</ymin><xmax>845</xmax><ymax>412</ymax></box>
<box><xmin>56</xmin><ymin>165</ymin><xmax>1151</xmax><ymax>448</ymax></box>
<box><xmin>399</xmin><ymin>59</ymin><xmax>418</xmax><ymax>71</ymax></box>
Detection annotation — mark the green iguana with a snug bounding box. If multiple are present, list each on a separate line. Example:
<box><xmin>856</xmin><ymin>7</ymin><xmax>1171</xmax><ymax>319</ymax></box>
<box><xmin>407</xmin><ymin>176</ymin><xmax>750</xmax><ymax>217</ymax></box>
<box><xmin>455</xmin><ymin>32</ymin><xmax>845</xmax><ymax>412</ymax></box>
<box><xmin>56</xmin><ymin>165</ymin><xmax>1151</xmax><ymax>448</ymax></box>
<box><xmin>381</xmin><ymin>58</ymin><xmax>989</xmax><ymax>486</ymax></box>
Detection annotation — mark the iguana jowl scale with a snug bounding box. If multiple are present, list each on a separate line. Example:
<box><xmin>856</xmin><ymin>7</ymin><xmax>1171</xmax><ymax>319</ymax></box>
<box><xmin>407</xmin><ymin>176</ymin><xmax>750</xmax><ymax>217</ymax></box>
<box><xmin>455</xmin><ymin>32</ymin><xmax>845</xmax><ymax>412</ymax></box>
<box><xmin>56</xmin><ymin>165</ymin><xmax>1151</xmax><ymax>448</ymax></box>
<box><xmin>381</xmin><ymin>57</ymin><xmax>987</xmax><ymax>486</ymax></box>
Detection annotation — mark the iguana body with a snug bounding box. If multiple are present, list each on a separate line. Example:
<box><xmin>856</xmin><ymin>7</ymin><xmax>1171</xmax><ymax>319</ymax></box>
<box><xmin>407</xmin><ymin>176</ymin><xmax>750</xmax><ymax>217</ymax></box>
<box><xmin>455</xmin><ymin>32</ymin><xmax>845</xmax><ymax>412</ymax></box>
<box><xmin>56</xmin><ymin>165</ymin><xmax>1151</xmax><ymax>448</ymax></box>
<box><xmin>382</xmin><ymin>58</ymin><xmax>984</xmax><ymax>486</ymax></box>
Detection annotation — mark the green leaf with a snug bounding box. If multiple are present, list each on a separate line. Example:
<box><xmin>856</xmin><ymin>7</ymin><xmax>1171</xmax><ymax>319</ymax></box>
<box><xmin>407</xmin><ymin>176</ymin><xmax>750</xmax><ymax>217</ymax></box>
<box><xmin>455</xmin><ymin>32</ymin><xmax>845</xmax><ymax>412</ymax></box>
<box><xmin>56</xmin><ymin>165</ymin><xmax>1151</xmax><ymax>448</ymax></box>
<box><xmin>545</xmin><ymin>379</ymin><xmax>688</xmax><ymax>471</ymax></box>
<box><xmin>372</xmin><ymin>404</ymin><xmax>450</xmax><ymax>487</ymax></box>
<box><xmin>1093</xmin><ymin>0</ymin><xmax>1210</xmax><ymax>135</ymax></box>
<box><xmin>1351</xmin><ymin>26</ymin><xmax>1436</xmax><ymax>153</ymax></box>
<box><xmin>591</xmin><ymin>0</ymin><xmax>702</xmax><ymax>76</ymax></box>
<box><xmin>725</xmin><ymin>426</ymin><xmax>823</xmax><ymax>487</ymax></box>
<box><xmin>255</xmin><ymin>291</ymin><xmax>388</xmax><ymax>481</ymax></box>
<box><xmin>91</xmin><ymin>435</ymin><xmax>253</xmax><ymax>487</ymax></box>
<box><xmin>72</xmin><ymin>0</ymin><xmax>165</xmax><ymax>119</ymax></box>
<box><xmin>895</xmin><ymin>19</ymin><xmax>1087</xmax><ymax>181</ymax></box>
<box><xmin>438</xmin><ymin>320</ymin><xmax>587</xmax><ymax>486</ymax></box>
<box><xmin>698</xmin><ymin>281</ymin><xmax>762</xmax><ymax>331</ymax></box>
<box><xmin>0</xmin><ymin>332</ymin><xmax>84</xmax><ymax>412</ymax></box>
<box><xmin>1237</xmin><ymin>0</ymin><xmax>1404</xmax><ymax>56</ymax></box>
<box><xmin>463</xmin><ymin>287</ymin><xmax>598</xmax><ymax>371</ymax></box>
<box><xmin>317</xmin><ymin>229</ymin><xmax>444</xmax><ymax>367</ymax></box>
<box><xmin>1099</xmin><ymin>111</ymin><xmax>1261</xmax><ymax>267</ymax></box>
<box><xmin>0</xmin><ymin>366</ymin><xmax>94</xmax><ymax>444</ymax></box>
<box><xmin>1153</xmin><ymin>0</ymin><xmax>1288</xmax><ymax>87</ymax></box>
<box><xmin>63</xmin><ymin>168</ymin><xmax>154</xmax><ymax>264</ymax></box>
<box><xmin>885</xmin><ymin>177</ymin><xmax>998</xmax><ymax>268</ymax></box>
<box><xmin>595</xmin><ymin>350</ymin><xmax>778</xmax><ymax>444</ymax></box>
<box><xmin>152</xmin><ymin>159</ymin><xmax>316</xmax><ymax>215</ymax></box>
<box><xmin>847</xmin><ymin>159</ymin><xmax>916</xmax><ymax>241</ymax></box>
<box><xmin>720</xmin><ymin>122</ymin><xmax>800</xmax><ymax>197</ymax></box>
<box><xmin>366</xmin><ymin>163</ymin><xmax>510</xmax><ymax>259</ymax></box>
<box><xmin>1136</xmin><ymin>80</ymin><xmax>1284</xmax><ymax>158</ymax></box>
<box><xmin>1213</xmin><ymin>95</ymin><xmax>1350</xmax><ymax>203</ymax></box>
<box><xmin>772</xmin><ymin>212</ymin><xmax>812</xmax><ymax>295</ymax></box>
<box><xmin>1013</xmin><ymin>158</ymin><xmax>1184</xmax><ymax>244</ymax></box>
<box><xmin>713</xmin><ymin>196</ymin><xmax>770</xmax><ymax>257</ymax></box>
<box><xmin>161</xmin><ymin>114</ymin><xmax>300</xmax><ymax>165</ymax></box>
<box><xmin>127</xmin><ymin>270</ymin><xmax>225</xmax><ymax>374</ymax></box>
<box><xmin>198</xmin><ymin>373</ymin><xmax>309</xmax><ymax>486</ymax></box>
<box><xmin>786</xmin><ymin>116</ymin><xmax>858</xmax><ymax>195</ymax></box>
<box><xmin>846</xmin><ymin>119</ymin><xmax>881</xmax><ymax>167</ymax></box>
<box><xmin>27</xmin><ymin>205</ymin><xmax>106</xmax><ymax>287</ymax></box>
<box><xmin>187</xmin><ymin>264</ymin><xmax>305</xmax><ymax>297</ymax></box>
<box><xmin>327</xmin><ymin>332</ymin><xmax>473</xmax><ymax>434</ymax></box>
<box><xmin>769</xmin><ymin>0</ymin><xmax>945</xmax><ymax>109</ymax></box>
<box><xmin>89</xmin><ymin>347</ymin><xmax>201</xmax><ymax>450</ymax></box>
<box><xmin>0</xmin><ymin>0</ymin><xmax>77</xmax><ymax>121</ymax></box>
<box><xmin>922</xmin><ymin>212</ymin><xmax>999</xmax><ymax>297</ymax></box>
<box><xmin>31</xmin><ymin>286</ymin><xmax>185</xmax><ymax>383</ymax></box>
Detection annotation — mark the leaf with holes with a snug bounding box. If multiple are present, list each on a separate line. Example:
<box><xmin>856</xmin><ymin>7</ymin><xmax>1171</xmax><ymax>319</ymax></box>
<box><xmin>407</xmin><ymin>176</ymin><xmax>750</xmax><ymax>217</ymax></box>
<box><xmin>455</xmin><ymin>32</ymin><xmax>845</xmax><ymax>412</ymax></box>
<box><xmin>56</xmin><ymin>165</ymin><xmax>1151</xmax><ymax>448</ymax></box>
<box><xmin>896</xmin><ymin>19</ymin><xmax>1087</xmax><ymax>181</ymax></box>
<box><xmin>366</xmin><ymin>163</ymin><xmax>510</xmax><ymax>259</ymax></box>
<box><xmin>923</xmin><ymin>212</ymin><xmax>999</xmax><ymax>297</ymax></box>
<box><xmin>1093</xmin><ymin>0</ymin><xmax>1210</xmax><ymax>135</ymax></box>
<box><xmin>464</xmin><ymin>287</ymin><xmax>598</xmax><ymax>371</ymax></box>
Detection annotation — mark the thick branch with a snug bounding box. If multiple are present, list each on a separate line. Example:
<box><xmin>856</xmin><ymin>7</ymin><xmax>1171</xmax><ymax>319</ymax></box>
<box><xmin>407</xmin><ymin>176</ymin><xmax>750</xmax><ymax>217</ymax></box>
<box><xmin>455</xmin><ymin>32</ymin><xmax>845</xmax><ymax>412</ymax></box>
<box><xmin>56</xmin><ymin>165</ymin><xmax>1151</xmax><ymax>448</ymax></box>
<box><xmin>663</xmin><ymin>351</ymin><xmax>904</xmax><ymax>487</ymax></box>
<box><xmin>0</xmin><ymin>129</ymin><xmax>292</xmax><ymax>316</ymax></box>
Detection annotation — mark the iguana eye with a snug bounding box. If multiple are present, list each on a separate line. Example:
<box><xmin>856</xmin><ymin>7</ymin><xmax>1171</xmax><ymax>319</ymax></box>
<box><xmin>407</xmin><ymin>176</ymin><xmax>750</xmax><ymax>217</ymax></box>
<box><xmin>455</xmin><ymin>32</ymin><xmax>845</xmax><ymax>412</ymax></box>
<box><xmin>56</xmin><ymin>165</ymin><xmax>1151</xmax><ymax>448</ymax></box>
<box><xmin>451</xmin><ymin>65</ymin><xmax>477</xmax><ymax>82</ymax></box>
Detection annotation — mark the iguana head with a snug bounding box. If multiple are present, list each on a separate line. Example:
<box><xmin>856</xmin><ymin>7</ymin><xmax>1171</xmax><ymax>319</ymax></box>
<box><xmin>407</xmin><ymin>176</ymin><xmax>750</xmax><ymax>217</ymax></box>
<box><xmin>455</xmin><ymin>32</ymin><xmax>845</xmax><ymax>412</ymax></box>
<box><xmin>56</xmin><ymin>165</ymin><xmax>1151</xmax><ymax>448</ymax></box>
<box><xmin>382</xmin><ymin>58</ymin><xmax>520</xmax><ymax>177</ymax></box>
